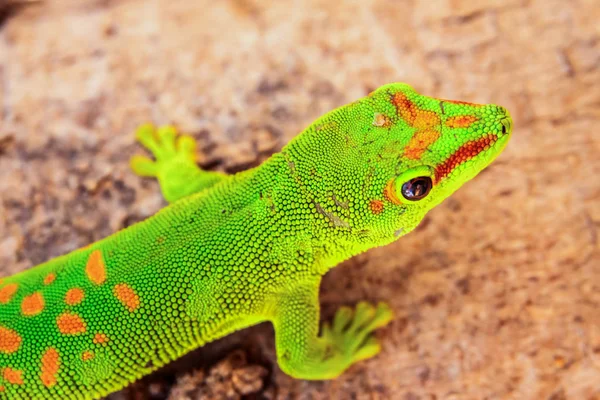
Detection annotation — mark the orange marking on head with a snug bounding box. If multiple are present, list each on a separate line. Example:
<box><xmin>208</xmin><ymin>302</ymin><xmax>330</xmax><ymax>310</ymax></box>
<box><xmin>384</xmin><ymin>178</ymin><xmax>402</xmax><ymax>205</ymax></box>
<box><xmin>56</xmin><ymin>312</ymin><xmax>86</xmax><ymax>335</ymax></box>
<box><xmin>369</xmin><ymin>200</ymin><xmax>384</xmax><ymax>214</ymax></box>
<box><xmin>21</xmin><ymin>292</ymin><xmax>45</xmax><ymax>316</ymax></box>
<box><xmin>404</xmin><ymin>129</ymin><xmax>441</xmax><ymax>160</ymax></box>
<box><xmin>113</xmin><ymin>283</ymin><xmax>140</xmax><ymax>312</ymax></box>
<box><xmin>40</xmin><ymin>347</ymin><xmax>60</xmax><ymax>388</ymax></box>
<box><xmin>435</xmin><ymin>134</ymin><xmax>498</xmax><ymax>181</ymax></box>
<box><xmin>391</xmin><ymin>93</ymin><xmax>417</xmax><ymax>125</ymax></box>
<box><xmin>0</xmin><ymin>385</ymin><xmax>4</xmax><ymax>392</ymax></box>
<box><xmin>82</xmin><ymin>350</ymin><xmax>94</xmax><ymax>361</ymax></box>
<box><xmin>0</xmin><ymin>283</ymin><xmax>18</xmax><ymax>304</ymax></box>
<box><xmin>392</xmin><ymin>92</ymin><xmax>442</xmax><ymax>159</ymax></box>
<box><xmin>392</xmin><ymin>93</ymin><xmax>440</xmax><ymax>129</ymax></box>
<box><xmin>93</xmin><ymin>333</ymin><xmax>109</xmax><ymax>345</ymax></box>
<box><xmin>445</xmin><ymin>115</ymin><xmax>479</xmax><ymax>128</ymax></box>
<box><xmin>43</xmin><ymin>273</ymin><xmax>56</xmax><ymax>285</ymax></box>
<box><xmin>65</xmin><ymin>288</ymin><xmax>85</xmax><ymax>306</ymax></box>
<box><xmin>0</xmin><ymin>326</ymin><xmax>21</xmax><ymax>353</ymax></box>
<box><xmin>3</xmin><ymin>367</ymin><xmax>23</xmax><ymax>385</ymax></box>
<box><xmin>86</xmin><ymin>250</ymin><xmax>107</xmax><ymax>285</ymax></box>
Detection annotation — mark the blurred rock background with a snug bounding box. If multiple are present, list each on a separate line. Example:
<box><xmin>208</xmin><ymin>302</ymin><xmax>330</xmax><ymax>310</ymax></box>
<box><xmin>0</xmin><ymin>0</ymin><xmax>598</xmax><ymax>399</ymax></box>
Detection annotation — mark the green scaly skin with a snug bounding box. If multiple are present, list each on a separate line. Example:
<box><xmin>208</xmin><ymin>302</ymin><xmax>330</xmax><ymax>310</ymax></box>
<box><xmin>0</xmin><ymin>83</ymin><xmax>512</xmax><ymax>399</ymax></box>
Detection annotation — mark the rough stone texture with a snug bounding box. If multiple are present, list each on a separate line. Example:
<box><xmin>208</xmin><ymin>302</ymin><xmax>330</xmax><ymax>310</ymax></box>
<box><xmin>167</xmin><ymin>350</ymin><xmax>269</xmax><ymax>400</ymax></box>
<box><xmin>1</xmin><ymin>0</ymin><xmax>599</xmax><ymax>399</ymax></box>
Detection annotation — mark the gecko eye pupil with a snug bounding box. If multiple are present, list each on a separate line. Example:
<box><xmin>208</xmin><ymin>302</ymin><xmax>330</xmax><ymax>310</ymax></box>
<box><xmin>401</xmin><ymin>177</ymin><xmax>432</xmax><ymax>201</ymax></box>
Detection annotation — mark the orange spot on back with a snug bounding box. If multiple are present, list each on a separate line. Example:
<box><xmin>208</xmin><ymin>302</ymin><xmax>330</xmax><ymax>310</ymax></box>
<box><xmin>64</xmin><ymin>288</ymin><xmax>85</xmax><ymax>306</ymax></box>
<box><xmin>93</xmin><ymin>333</ymin><xmax>109</xmax><ymax>345</ymax></box>
<box><xmin>384</xmin><ymin>178</ymin><xmax>402</xmax><ymax>205</ymax></box>
<box><xmin>86</xmin><ymin>250</ymin><xmax>107</xmax><ymax>285</ymax></box>
<box><xmin>56</xmin><ymin>312</ymin><xmax>86</xmax><ymax>335</ymax></box>
<box><xmin>40</xmin><ymin>347</ymin><xmax>60</xmax><ymax>387</ymax></box>
<box><xmin>445</xmin><ymin>115</ymin><xmax>479</xmax><ymax>128</ymax></box>
<box><xmin>369</xmin><ymin>200</ymin><xmax>385</xmax><ymax>214</ymax></box>
<box><xmin>0</xmin><ymin>385</ymin><xmax>4</xmax><ymax>392</ymax></box>
<box><xmin>21</xmin><ymin>292</ymin><xmax>45</xmax><ymax>316</ymax></box>
<box><xmin>0</xmin><ymin>283</ymin><xmax>18</xmax><ymax>304</ymax></box>
<box><xmin>404</xmin><ymin>129</ymin><xmax>441</xmax><ymax>160</ymax></box>
<box><xmin>82</xmin><ymin>350</ymin><xmax>94</xmax><ymax>361</ymax></box>
<box><xmin>113</xmin><ymin>283</ymin><xmax>140</xmax><ymax>312</ymax></box>
<box><xmin>3</xmin><ymin>367</ymin><xmax>23</xmax><ymax>385</ymax></box>
<box><xmin>43</xmin><ymin>273</ymin><xmax>56</xmax><ymax>285</ymax></box>
<box><xmin>0</xmin><ymin>326</ymin><xmax>21</xmax><ymax>353</ymax></box>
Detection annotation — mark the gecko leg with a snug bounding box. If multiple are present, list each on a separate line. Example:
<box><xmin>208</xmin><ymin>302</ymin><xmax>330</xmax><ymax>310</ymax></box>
<box><xmin>272</xmin><ymin>279</ymin><xmax>393</xmax><ymax>379</ymax></box>
<box><xmin>130</xmin><ymin>124</ymin><xmax>226</xmax><ymax>202</ymax></box>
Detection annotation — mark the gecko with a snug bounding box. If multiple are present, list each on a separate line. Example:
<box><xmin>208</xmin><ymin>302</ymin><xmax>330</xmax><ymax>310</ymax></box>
<box><xmin>0</xmin><ymin>83</ymin><xmax>512</xmax><ymax>399</ymax></box>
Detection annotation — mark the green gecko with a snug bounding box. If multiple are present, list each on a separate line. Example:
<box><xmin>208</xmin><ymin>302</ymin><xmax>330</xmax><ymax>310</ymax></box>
<box><xmin>0</xmin><ymin>83</ymin><xmax>512</xmax><ymax>399</ymax></box>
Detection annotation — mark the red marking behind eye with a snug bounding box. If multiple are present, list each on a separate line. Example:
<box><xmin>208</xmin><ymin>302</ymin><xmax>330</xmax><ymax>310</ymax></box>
<box><xmin>435</xmin><ymin>135</ymin><xmax>497</xmax><ymax>181</ymax></box>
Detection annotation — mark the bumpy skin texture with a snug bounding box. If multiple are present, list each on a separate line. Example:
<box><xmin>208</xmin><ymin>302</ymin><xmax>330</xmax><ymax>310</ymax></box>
<box><xmin>0</xmin><ymin>83</ymin><xmax>511</xmax><ymax>399</ymax></box>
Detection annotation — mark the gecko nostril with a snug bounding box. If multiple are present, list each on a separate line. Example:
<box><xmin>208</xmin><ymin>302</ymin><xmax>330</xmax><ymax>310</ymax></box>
<box><xmin>500</xmin><ymin>116</ymin><xmax>513</xmax><ymax>135</ymax></box>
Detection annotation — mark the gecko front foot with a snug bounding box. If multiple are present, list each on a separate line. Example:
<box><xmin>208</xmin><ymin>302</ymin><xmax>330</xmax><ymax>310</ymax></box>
<box><xmin>130</xmin><ymin>124</ymin><xmax>197</xmax><ymax>178</ymax></box>
<box><xmin>321</xmin><ymin>301</ymin><xmax>393</xmax><ymax>364</ymax></box>
<box><xmin>130</xmin><ymin>124</ymin><xmax>224</xmax><ymax>202</ymax></box>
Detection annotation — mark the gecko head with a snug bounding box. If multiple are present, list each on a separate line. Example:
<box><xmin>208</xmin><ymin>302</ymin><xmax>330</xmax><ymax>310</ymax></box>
<box><xmin>339</xmin><ymin>83</ymin><xmax>512</xmax><ymax>244</ymax></box>
<box><xmin>284</xmin><ymin>82</ymin><xmax>511</xmax><ymax>250</ymax></box>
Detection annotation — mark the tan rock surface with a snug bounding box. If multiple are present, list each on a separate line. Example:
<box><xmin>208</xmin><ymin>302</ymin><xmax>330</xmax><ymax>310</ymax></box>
<box><xmin>1</xmin><ymin>1</ymin><xmax>598</xmax><ymax>399</ymax></box>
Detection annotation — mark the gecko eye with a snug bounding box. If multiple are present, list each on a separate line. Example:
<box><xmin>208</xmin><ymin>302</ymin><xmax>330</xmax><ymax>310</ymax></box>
<box><xmin>401</xmin><ymin>177</ymin><xmax>432</xmax><ymax>201</ymax></box>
